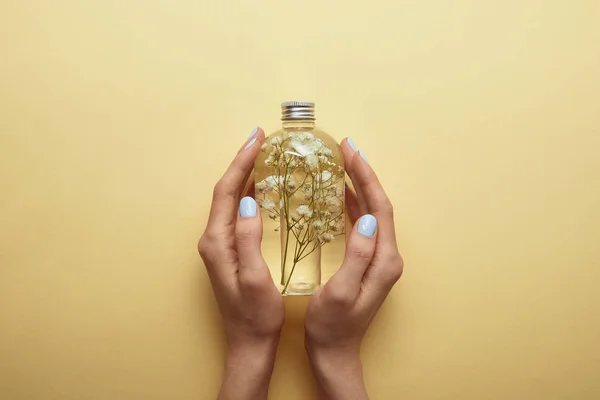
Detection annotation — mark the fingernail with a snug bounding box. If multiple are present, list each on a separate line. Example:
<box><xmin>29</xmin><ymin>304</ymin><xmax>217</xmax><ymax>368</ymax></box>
<box><xmin>357</xmin><ymin>214</ymin><xmax>377</xmax><ymax>237</ymax></box>
<box><xmin>239</xmin><ymin>196</ymin><xmax>257</xmax><ymax>218</ymax></box>
<box><xmin>347</xmin><ymin>137</ymin><xmax>357</xmax><ymax>151</ymax></box>
<box><xmin>248</xmin><ymin>127</ymin><xmax>258</xmax><ymax>139</ymax></box>
<box><xmin>244</xmin><ymin>137</ymin><xmax>257</xmax><ymax>150</ymax></box>
<box><xmin>359</xmin><ymin>150</ymin><xmax>368</xmax><ymax>163</ymax></box>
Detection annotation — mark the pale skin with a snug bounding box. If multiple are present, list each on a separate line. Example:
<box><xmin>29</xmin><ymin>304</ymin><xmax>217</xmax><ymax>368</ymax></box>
<box><xmin>198</xmin><ymin>128</ymin><xmax>404</xmax><ymax>400</ymax></box>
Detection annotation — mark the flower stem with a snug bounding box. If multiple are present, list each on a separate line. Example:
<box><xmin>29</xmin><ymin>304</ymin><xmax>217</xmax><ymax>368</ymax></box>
<box><xmin>280</xmin><ymin>168</ymin><xmax>291</xmax><ymax>286</ymax></box>
<box><xmin>280</xmin><ymin>226</ymin><xmax>291</xmax><ymax>287</ymax></box>
<box><xmin>281</xmin><ymin>260</ymin><xmax>298</xmax><ymax>294</ymax></box>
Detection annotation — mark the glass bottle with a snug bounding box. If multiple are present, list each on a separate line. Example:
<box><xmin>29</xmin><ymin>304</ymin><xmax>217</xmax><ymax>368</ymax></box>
<box><xmin>255</xmin><ymin>101</ymin><xmax>345</xmax><ymax>296</ymax></box>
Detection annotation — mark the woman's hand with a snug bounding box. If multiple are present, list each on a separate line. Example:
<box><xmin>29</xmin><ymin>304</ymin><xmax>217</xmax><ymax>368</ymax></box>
<box><xmin>198</xmin><ymin>128</ymin><xmax>284</xmax><ymax>400</ymax></box>
<box><xmin>305</xmin><ymin>138</ymin><xmax>404</xmax><ymax>400</ymax></box>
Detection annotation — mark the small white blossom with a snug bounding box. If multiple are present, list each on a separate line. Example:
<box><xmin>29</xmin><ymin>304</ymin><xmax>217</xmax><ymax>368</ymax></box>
<box><xmin>291</xmin><ymin>212</ymin><xmax>300</xmax><ymax>221</ymax></box>
<box><xmin>296</xmin><ymin>205</ymin><xmax>312</xmax><ymax>218</ymax></box>
<box><xmin>265</xmin><ymin>154</ymin><xmax>276</xmax><ymax>166</ymax></box>
<box><xmin>256</xmin><ymin>179</ymin><xmax>274</xmax><ymax>194</ymax></box>
<box><xmin>263</xmin><ymin>175</ymin><xmax>278</xmax><ymax>189</ymax></box>
<box><xmin>260</xmin><ymin>142</ymin><xmax>268</xmax><ymax>152</ymax></box>
<box><xmin>290</xmin><ymin>134</ymin><xmax>324</xmax><ymax>157</ymax></box>
<box><xmin>312</xmin><ymin>220</ymin><xmax>325</xmax><ymax>232</ymax></box>
<box><xmin>258</xmin><ymin>198</ymin><xmax>276</xmax><ymax>210</ymax></box>
<box><xmin>286</xmin><ymin>176</ymin><xmax>297</xmax><ymax>192</ymax></box>
<box><xmin>270</xmin><ymin>136</ymin><xmax>283</xmax><ymax>146</ymax></box>
<box><xmin>318</xmin><ymin>233</ymin><xmax>335</xmax><ymax>243</ymax></box>
<box><xmin>292</xmin><ymin>132</ymin><xmax>314</xmax><ymax>142</ymax></box>
<box><xmin>269</xmin><ymin>212</ymin><xmax>278</xmax><ymax>220</ymax></box>
<box><xmin>326</xmin><ymin>197</ymin><xmax>341</xmax><ymax>213</ymax></box>
<box><xmin>318</xmin><ymin>171</ymin><xmax>332</xmax><ymax>183</ymax></box>
<box><xmin>305</xmin><ymin>154</ymin><xmax>319</xmax><ymax>171</ymax></box>
<box><xmin>329</xmin><ymin>220</ymin><xmax>344</xmax><ymax>233</ymax></box>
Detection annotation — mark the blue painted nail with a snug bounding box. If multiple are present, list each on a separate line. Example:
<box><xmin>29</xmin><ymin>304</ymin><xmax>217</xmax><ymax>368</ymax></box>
<box><xmin>244</xmin><ymin>137</ymin><xmax>257</xmax><ymax>150</ymax></box>
<box><xmin>248</xmin><ymin>127</ymin><xmax>258</xmax><ymax>139</ymax></box>
<box><xmin>239</xmin><ymin>196</ymin><xmax>257</xmax><ymax>218</ymax></box>
<box><xmin>359</xmin><ymin>150</ymin><xmax>368</xmax><ymax>163</ymax></box>
<box><xmin>357</xmin><ymin>214</ymin><xmax>377</xmax><ymax>237</ymax></box>
<box><xmin>347</xmin><ymin>137</ymin><xmax>357</xmax><ymax>151</ymax></box>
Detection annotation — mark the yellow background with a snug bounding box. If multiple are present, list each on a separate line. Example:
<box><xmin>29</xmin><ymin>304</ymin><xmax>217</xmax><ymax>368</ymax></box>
<box><xmin>1</xmin><ymin>1</ymin><xmax>599</xmax><ymax>399</ymax></box>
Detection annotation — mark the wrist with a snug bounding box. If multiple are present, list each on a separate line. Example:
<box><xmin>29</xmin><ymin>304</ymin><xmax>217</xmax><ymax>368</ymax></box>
<box><xmin>226</xmin><ymin>335</ymin><xmax>279</xmax><ymax>367</ymax></box>
<box><xmin>305</xmin><ymin>341</ymin><xmax>368</xmax><ymax>400</ymax></box>
<box><xmin>219</xmin><ymin>337</ymin><xmax>279</xmax><ymax>400</ymax></box>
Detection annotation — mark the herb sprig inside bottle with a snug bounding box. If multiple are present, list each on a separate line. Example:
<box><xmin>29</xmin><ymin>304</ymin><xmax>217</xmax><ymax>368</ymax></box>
<box><xmin>255</xmin><ymin>102</ymin><xmax>345</xmax><ymax>296</ymax></box>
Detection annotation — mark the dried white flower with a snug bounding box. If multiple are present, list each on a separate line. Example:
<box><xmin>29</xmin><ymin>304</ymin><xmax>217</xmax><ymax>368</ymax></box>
<box><xmin>305</xmin><ymin>154</ymin><xmax>319</xmax><ymax>171</ymax></box>
<box><xmin>312</xmin><ymin>220</ymin><xmax>325</xmax><ymax>232</ymax></box>
<box><xmin>286</xmin><ymin>177</ymin><xmax>297</xmax><ymax>192</ymax></box>
<box><xmin>270</xmin><ymin>137</ymin><xmax>283</xmax><ymax>146</ymax></box>
<box><xmin>296</xmin><ymin>205</ymin><xmax>312</xmax><ymax>218</ymax></box>
<box><xmin>258</xmin><ymin>198</ymin><xmax>276</xmax><ymax>210</ymax></box>
<box><xmin>256</xmin><ymin>179</ymin><xmax>274</xmax><ymax>194</ymax></box>
<box><xmin>329</xmin><ymin>220</ymin><xmax>344</xmax><ymax>233</ymax></box>
<box><xmin>326</xmin><ymin>197</ymin><xmax>341</xmax><ymax>213</ymax></box>
<box><xmin>265</xmin><ymin>154</ymin><xmax>275</xmax><ymax>166</ymax></box>
<box><xmin>292</xmin><ymin>132</ymin><xmax>314</xmax><ymax>142</ymax></box>
<box><xmin>291</xmin><ymin>212</ymin><xmax>300</xmax><ymax>221</ymax></box>
<box><xmin>261</xmin><ymin>175</ymin><xmax>278</xmax><ymax>189</ymax></box>
<box><xmin>318</xmin><ymin>171</ymin><xmax>332</xmax><ymax>183</ymax></box>
<box><xmin>290</xmin><ymin>133</ymin><xmax>324</xmax><ymax>157</ymax></box>
<box><xmin>318</xmin><ymin>233</ymin><xmax>335</xmax><ymax>243</ymax></box>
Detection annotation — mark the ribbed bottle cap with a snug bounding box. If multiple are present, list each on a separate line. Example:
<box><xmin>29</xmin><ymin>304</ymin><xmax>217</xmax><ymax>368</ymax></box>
<box><xmin>281</xmin><ymin>101</ymin><xmax>315</xmax><ymax>121</ymax></box>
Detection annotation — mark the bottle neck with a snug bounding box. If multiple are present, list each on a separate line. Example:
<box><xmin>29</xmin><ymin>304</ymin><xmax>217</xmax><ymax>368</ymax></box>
<box><xmin>282</xmin><ymin>119</ymin><xmax>315</xmax><ymax>130</ymax></box>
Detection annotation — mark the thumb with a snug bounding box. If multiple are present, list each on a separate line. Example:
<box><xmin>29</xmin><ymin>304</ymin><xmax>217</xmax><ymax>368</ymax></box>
<box><xmin>236</xmin><ymin>197</ymin><xmax>269</xmax><ymax>287</ymax></box>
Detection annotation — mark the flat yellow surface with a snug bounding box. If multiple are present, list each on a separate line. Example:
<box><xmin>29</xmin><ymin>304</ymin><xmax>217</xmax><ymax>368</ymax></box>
<box><xmin>1</xmin><ymin>1</ymin><xmax>599</xmax><ymax>399</ymax></box>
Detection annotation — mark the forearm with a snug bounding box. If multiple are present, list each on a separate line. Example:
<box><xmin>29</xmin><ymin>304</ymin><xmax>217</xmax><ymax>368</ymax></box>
<box><xmin>218</xmin><ymin>338</ymin><xmax>279</xmax><ymax>400</ymax></box>
<box><xmin>307</xmin><ymin>344</ymin><xmax>369</xmax><ymax>400</ymax></box>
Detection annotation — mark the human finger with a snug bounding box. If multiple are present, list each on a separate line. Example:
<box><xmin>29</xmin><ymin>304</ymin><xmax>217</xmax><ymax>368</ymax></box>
<box><xmin>206</xmin><ymin>128</ymin><xmax>264</xmax><ymax>235</ymax></box>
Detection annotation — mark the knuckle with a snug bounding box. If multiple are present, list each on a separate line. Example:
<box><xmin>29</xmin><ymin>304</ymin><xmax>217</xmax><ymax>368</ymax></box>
<box><xmin>212</xmin><ymin>182</ymin><xmax>222</xmax><ymax>198</ymax></box>
<box><xmin>239</xmin><ymin>271</ymin><xmax>268</xmax><ymax>292</ymax></box>
<box><xmin>381</xmin><ymin>197</ymin><xmax>394</xmax><ymax>214</ymax></box>
<box><xmin>350</xmin><ymin>245</ymin><xmax>373</xmax><ymax>264</ymax></box>
<box><xmin>235</xmin><ymin>227</ymin><xmax>256</xmax><ymax>245</ymax></box>
<box><xmin>383</xmin><ymin>254</ymin><xmax>404</xmax><ymax>284</ymax></box>
<box><xmin>197</xmin><ymin>235</ymin><xmax>212</xmax><ymax>258</ymax></box>
<box><xmin>213</xmin><ymin>179</ymin><xmax>232</xmax><ymax>199</ymax></box>
<box><xmin>325</xmin><ymin>284</ymin><xmax>354</xmax><ymax>308</ymax></box>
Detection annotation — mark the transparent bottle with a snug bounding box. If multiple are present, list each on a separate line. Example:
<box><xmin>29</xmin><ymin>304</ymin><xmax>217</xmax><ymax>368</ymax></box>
<box><xmin>255</xmin><ymin>101</ymin><xmax>345</xmax><ymax>295</ymax></box>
